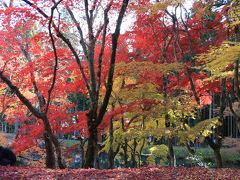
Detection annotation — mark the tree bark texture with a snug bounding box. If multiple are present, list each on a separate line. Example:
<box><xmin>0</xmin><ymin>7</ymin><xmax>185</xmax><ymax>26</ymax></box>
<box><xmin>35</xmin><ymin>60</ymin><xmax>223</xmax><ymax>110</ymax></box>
<box><xmin>168</xmin><ymin>137</ymin><xmax>176</xmax><ymax>167</ymax></box>
<box><xmin>84</xmin><ymin>112</ymin><xmax>98</xmax><ymax>168</ymax></box>
<box><xmin>44</xmin><ymin>132</ymin><xmax>56</xmax><ymax>168</ymax></box>
<box><xmin>108</xmin><ymin>118</ymin><xmax>115</xmax><ymax>169</ymax></box>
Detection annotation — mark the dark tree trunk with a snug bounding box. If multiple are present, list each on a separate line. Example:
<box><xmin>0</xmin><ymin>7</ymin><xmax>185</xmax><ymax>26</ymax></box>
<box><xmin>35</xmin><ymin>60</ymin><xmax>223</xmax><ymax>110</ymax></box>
<box><xmin>80</xmin><ymin>138</ymin><xmax>87</xmax><ymax>168</ymax></box>
<box><xmin>206</xmin><ymin>136</ymin><xmax>223</xmax><ymax>168</ymax></box>
<box><xmin>163</xmin><ymin>75</ymin><xmax>176</xmax><ymax>167</ymax></box>
<box><xmin>186</xmin><ymin>142</ymin><xmax>195</xmax><ymax>155</ymax></box>
<box><xmin>187</xmin><ymin>68</ymin><xmax>201</xmax><ymax>105</ymax></box>
<box><xmin>121</xmin><ymin>114</ymin><xmax>128</xmax><ymax>168</ymax></box>
<box><xmin>95</xmin><ymin>152</ymin><xmax>100</xmax><ymax>169</ymax></box>
<box><xmin>168</xmin><ymin>137</ymin><xmax>176</xmax><ymax>167</ymax></box>
<box><xmin>213</xmin><ymin>147</ymin><xmax>223</xmax><ymax>168</ymax></box>
<box><xmin>84</xmin><ymin>129</ymin><xmax>98</xmax><ymax>168</ymax></box>
<box><xmin>84</xmin><ymin>113</ymin><xmax>98</xmax><ymax>168</ymax></box>
<box><xmin>123</xmin><ymin>139</ymin><xmax>128</xmax><ymax>168</ymax></box>
<box><xmin>131</xmin><ymin>138</ymin><xmax>137</xmax><ymax>168</ymax></box>
<box><xmin>44</xmin><ymin>132</ymin><xmax>56</xmax><ymax>168</ymax></box>
<box><xmin>81</xmin><ymin>147</ymin><xmax>85</xmax><ymax>168</ymax></box>
<box><xmin>108</xmin><ymin>118</ymin><xmax>115</xmax><ymax>169</ymax></box>
<box><xmin>138</xmin><ymin>139</ymin><xmax>145</xmax><ymax>167</ymax></box>
<box><xmin>108</xmin><ymin>144</ymin><xmax>120</xmax><ymax>169</ymax></box>
<box><xmin>108</xmin><ymin>148</ymin><xmax>115</xmax><ymax>169</ymax></box>
<box><xmin>51</xmin><ymin>135</ymin><xmax>65</xmax><ymax>169</ymax></box>
<box><xmin>42</xmin><ymin>116</ymin><xmax>65</xmax><ymax>169</ymax></box>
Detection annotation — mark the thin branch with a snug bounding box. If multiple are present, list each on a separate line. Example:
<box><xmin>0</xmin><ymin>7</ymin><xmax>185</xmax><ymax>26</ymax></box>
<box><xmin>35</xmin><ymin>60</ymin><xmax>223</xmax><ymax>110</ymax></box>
<box><xmin>56</xmin><ymin>32</ymin><xmax>93</xmax><ymax>101</ymax></box>
<box><xmin>95</xmin><ymin>24</ymin><xmax>104</xmax><ymax>41</ymax></box>
<box><xmin>20</xmin><ymin>44</ymin><xmax>45</xmax><ymax>108</ymax></box>
<box><xmin>97</xmin><ymin>0</ymin><xmax>129</xmax><ymax>126</ymax></box>
<box><xmin>45</xmin><ymin>0</ymin><xmax>63</xmax><ymax>114</ymax></box>
<box><xmin>66</xmin><ymin>6</ymin><xmax>88</xmax><ymax>57</ymax></box>
<box><xmin>67</xmin><ymin>1</ymin><xmax>97</xmax><ymax>103</ymax></box>
<box><xmin>126</xmin><ymin>115</ymin><xmax>139</xmax><ymax>129</ymax></box>
<box><xmin>180</xmin><ymin>4</ymin><xmax>193</xmax><ymax>55</ymax></box>
<box><xmin>21</xmin><ymin>0</ymin><xmax>49</xmax><ymax>18</ymax></box>
<box><xmin>84</xmin><ymin>0</ymin><xmax>94</xmax><ymax>40</ymax></box>
<box><xmin>96</xmin><ymin>3</ymin><xmax>111</xmax><ymax>102</ymax></box>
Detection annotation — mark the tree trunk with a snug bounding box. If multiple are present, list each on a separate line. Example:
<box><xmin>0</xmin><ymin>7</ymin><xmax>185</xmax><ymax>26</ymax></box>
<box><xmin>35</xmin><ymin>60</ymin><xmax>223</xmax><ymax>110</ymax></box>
<box><xmin>108</xmin><ymin>147</ymin><xmax>115</xmax><ymax>169</ymax></box>
<box><xmin>123</xmin><ymin>139</ymin><xmax>128</xmax><ymax>168</ymax></box>
<box><xmin>44</xmin><ymin>132</ymin><xmax>56</xmax><ymax>168</ymax></box>
<box><xmin>138</xmin><ymin>139</ymin><xmax>145</xmax><ymax>167</ymax></box>
<box><xmin>42</xmin><ymin>116</ymin><xmax>65</xmax><ymax>169</ymax></box>
<box><xmin>80</xmin><ymin>138</ymin><xmax>87</xmax><ymax>168</ymax></box>
<box><xmin>108</xmin><ymin>118</ymin><xmax>114</xmax><ymax>169</ymax></box>
<box><xmin>168</xmin><ymin>137</ymin><xmax>176</xmax><ymax>167</ymax></box>
<box><xmin>186</xmin><ymin>142</ymin><xmax>195</xmax><ymax>155</ymax></box>
<box><xmin>51</xmin><ymin>135</ymin><xmax>65</xmax><ymax>169</ymax></box>
<box><xmin>80</xmin><ymin>145</ymin><xmax>85</xmax><ymax>168</ymax></box>
<box><xmin>131</xmin><ymin>138</ymin><xmax>137</xmax><ymax>168</ymax></box>
<box><xmin>187</xmin><ymin>68</ymin><xmax>200</xmax><ymax>105</ymax></box>
<box><xmin>213</xmin><ymin>147</ymin><xmax>223</xmax><ymax>168</ymax></box>
<box><xmin>206</xmin><ymin>78</ymin><xmax>225</xmax><ymax>168</ymax></box>
<box><xmin>84</xmin><ymin>115</ymin><xmax>98</xmax><ymax>168</ymax></box>
<box><xmin>14</xmin><ymin>118</ymin><xmax>19</xmax><ymax>134</ymax></box>
<box><xmin>95</xmin><ymin>150</ymin><xmax>100</xmax><ymax>169</ymax></box>
<box><xmin>206</xmin><ymin>136</ymin><xmax>223</xmax><ymax>168</ymax></box>
<box><xmin>236</xmin><ymin>119</ymin><xmax>240</xmax><ymax>133</ymax></box>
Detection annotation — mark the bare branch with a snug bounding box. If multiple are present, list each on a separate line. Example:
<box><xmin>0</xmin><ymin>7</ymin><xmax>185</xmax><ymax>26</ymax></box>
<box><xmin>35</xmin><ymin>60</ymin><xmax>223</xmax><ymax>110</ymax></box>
<box><xmin>21</xmin><ymin>0</ymin><xmax>49</xmax><ymax>18</ymax></box>
<box><xmin>66</xmin><ymin>6</ymin><xmax>88</xmax><ymax>57</ymax></box>
<box><xmin>97</xmin><ymin>0</ymin><xmax>129</xmax><ymax>126</ymax></box>
<box><xmin>84</xmin><ymin>0</ymin><xmax>94</xmax><ymax>40</ymax></box>
<box><xmin>45</xmin><ymin>0</ymin><xmax>63</xmax><ymax>114</ymax></box>
<box><xmin>96</xmin><ymin>3</ymin><xmax>111</xmax><ymax>102</ymax></box>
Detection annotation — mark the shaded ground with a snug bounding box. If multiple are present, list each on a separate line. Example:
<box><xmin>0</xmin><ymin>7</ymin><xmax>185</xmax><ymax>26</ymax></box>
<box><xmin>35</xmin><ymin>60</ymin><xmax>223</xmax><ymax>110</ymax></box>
<box><xmin>0</xmin><ymin>166</ymin><xmax>240</xmax><ymax>179</ymax></box>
